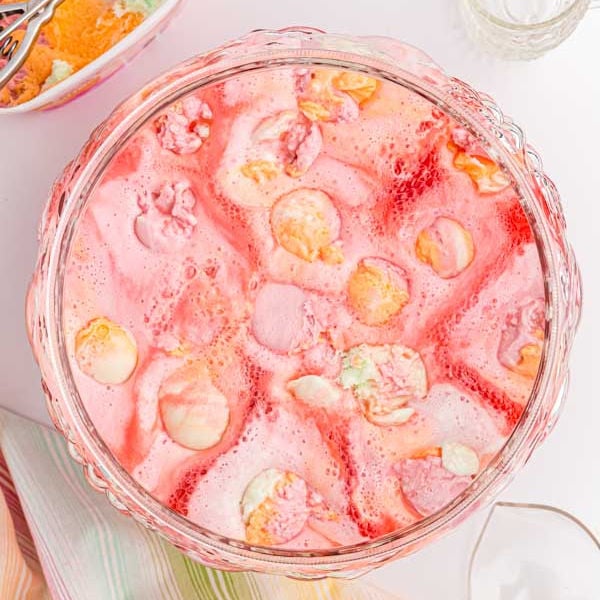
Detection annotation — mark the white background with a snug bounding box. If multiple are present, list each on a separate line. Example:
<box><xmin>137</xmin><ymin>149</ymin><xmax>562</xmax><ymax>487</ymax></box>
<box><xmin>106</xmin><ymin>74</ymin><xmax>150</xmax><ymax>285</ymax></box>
<box><xmin>1</xmin><ymin>1</ymin><xmax>599</xmax><ymax>597</ymax></box>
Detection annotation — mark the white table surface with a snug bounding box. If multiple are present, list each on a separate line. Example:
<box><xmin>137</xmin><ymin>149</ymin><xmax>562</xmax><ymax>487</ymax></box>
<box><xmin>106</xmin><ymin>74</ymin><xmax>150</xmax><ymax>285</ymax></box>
<box><xmin>1</xmin><ymin>1</ymin><xmax>599</xmax><ymax>596</ymax></box>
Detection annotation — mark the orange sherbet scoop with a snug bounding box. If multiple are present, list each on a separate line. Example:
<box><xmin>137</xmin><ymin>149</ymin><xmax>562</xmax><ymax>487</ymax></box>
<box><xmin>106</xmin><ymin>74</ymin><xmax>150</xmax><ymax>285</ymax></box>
<box><xmin>0</xmin><ymin>0</ymin><xmax>143</xmax><ymax>106</ymax></box>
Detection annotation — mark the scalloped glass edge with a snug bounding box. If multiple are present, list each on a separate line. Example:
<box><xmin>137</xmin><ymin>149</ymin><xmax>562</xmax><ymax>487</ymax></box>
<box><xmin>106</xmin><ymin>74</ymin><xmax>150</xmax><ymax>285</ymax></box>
<box><xmin>26</xmin><ymin>28</ymin><xmax>582</xmax><ymax>577</ymax></box>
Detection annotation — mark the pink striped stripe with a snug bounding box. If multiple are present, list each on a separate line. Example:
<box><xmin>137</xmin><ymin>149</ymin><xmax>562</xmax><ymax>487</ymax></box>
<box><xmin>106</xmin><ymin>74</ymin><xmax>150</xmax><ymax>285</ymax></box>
<box><xmin>0</xmin><ymin>454</ymin><xmax>46</xmax><ymax>599</ymax></box>
<box><xmin>0</xmin><ymin>447</ymin><xmax>66</xmax><ymax>600</ymax></box>
<box><xmin>0</xmin><ymin>451</ymin><xmax>42</xmax><ymax>567</ymax></box>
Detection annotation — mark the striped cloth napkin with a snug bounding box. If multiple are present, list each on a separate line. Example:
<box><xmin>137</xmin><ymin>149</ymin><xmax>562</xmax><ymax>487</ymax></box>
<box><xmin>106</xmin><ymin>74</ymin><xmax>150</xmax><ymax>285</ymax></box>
<box><xmin>0</xmin><ymin>409</ymin><xmax>400</xmax><ymax>600</ymax></box>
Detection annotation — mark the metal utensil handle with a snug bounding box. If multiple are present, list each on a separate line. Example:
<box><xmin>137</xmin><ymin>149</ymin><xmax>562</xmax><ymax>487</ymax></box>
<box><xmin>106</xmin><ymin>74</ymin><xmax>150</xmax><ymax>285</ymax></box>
<box><xmin>0</xmin><ymin>0</ymin><xmax>57</xmax><ymax>43</ymax></box>
<box><xmin>0</xmin><ymin>0</ymin><xmax>64</xmax><ymax>89</ymax></box>
<box><xmin>0</xmin><ymin>2</ymin><xmax>28</xmax><ymax>18</ymax></box>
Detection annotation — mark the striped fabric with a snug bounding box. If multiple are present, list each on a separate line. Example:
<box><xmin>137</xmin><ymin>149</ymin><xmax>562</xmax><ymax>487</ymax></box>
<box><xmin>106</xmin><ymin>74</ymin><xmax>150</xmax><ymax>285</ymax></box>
<box><xmin>0</xmin><ymin>409</ymin><xmax>399</xmax><ymax>600</ymax></box>
<box><xmin>0</xmin><ymin>450</ymin><xmax>48</xmax><ymax>600</ymax></box>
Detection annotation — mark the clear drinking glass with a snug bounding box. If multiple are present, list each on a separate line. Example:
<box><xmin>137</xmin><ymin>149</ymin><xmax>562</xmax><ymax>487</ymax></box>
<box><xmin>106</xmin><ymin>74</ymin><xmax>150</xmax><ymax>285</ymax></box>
<box><xmin>26</xmin><ymin>29</ymin><xmax>581</xmax><ymax>578</ymax></box>
<box><xmin>460</xmin><ymin>0</ymin><xmax>600</xmax><ymax>60</ymax></box>
<box><xmin>469</xmin><ymin>502</ymin><xmax>600</xmax><ymax>599</ymax></box>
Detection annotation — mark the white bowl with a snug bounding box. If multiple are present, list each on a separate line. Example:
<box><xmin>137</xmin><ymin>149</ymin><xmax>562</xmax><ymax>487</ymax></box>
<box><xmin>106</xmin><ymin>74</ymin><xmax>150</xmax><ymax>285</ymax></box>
<box><xmin>0</xmin><ymin>0</ymin><xmax>184</xmax><ymax>114</ymax></box>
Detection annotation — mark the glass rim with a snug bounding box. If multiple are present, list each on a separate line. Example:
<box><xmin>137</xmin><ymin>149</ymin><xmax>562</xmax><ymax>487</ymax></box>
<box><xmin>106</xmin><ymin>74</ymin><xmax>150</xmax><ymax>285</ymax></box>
<box><xmin>467</xmin><ymin>501</ymin><xmax>600</xmax><ymax>598</ymax></box>
<box><xmin>39</xmin><ymin>31</ymin><xmax>569</xmax><ymax>569</ymax></box>
<box><xmin>467</xmin><ymin>0</ymin><xmax>587</xmax><ymax>32</ymax></box>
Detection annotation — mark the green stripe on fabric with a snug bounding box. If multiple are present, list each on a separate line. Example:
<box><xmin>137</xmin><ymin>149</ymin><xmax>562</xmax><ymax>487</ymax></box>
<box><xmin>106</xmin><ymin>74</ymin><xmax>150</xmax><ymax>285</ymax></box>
<box><xmin>141</xmin><ymin>527</ymin><xmax>182</xmax><ymax>600</ymax></box>
<box><xmin>2</xmin><ymin>409</ymin><xmax>402</xmax><ymax>600</ymax></box>
<box><xmin>183</xmin><ymin>555</ymin><xmax>219</xmax><ymax>600</ymax></box>
<box><xmin>230</xmin><ymin>571</ymin><xmax>260</xmax><ymax>600</ymax></box>
<box><xmin>245</xmin><ymin>573</ymin><xmax>268</xmax><ymax>600</ymax></box>
<box><xmin>208</xmin><ymin>567</ymin><xmax>232</xmax><ymax>599</ymax></box>
<box><xmin>1</xmin><ymin>414</ymin><xmax>190</xmax><ymax>600</ymax></box>
<box><xmin>246</xmin><ymin>572</ymin><xmax>264</xmax><ymax>600</ymax></box>
<box><xmin>158</xmin><ymin>541</ymin><xmax>205</xmax><ymax>599</ymax></box>
<box><xmin>6</xmin><ymin>425</ymin><xmax>84</xmax><ymax>599</ymax></box>
<box><xmin>207</xmin><ymin>568</ymin><xmax>227</xmax><ymax>599</ymax></box>
<box><xmin>205</xmin><ymin>563</ymin><xmax>229</xmax><ymax>600</ymax></box>
<box><xmin>190</xmin><ymin>563</ymin><xmax>218</xmax><ymax>600</ymax></box>
<box><xmin>45</xmin><ymin>432</ymin><xmax>124</xmax><ymax>600</ymax></box>
<box><xmin>50</xmin><ymin>434</ymin><xmax>125</xmax><ymax>600</ymax></box>
<box><xmin>222</xmin><ymin>571</ymin><xmax>245</xmax><ymax>600</ymax></box>
<box><xmin>234</xmin><ymin>573</ymin><xmax>258</xmax><ymax>600</ymax></box>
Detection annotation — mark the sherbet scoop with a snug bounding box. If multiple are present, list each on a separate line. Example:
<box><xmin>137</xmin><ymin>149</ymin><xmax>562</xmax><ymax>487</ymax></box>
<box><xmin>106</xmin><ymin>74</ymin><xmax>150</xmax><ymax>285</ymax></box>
<box><xmin>0</xmin><ymin>0</ymin><xmax>66</xmax><ymax>88</ymax></box>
